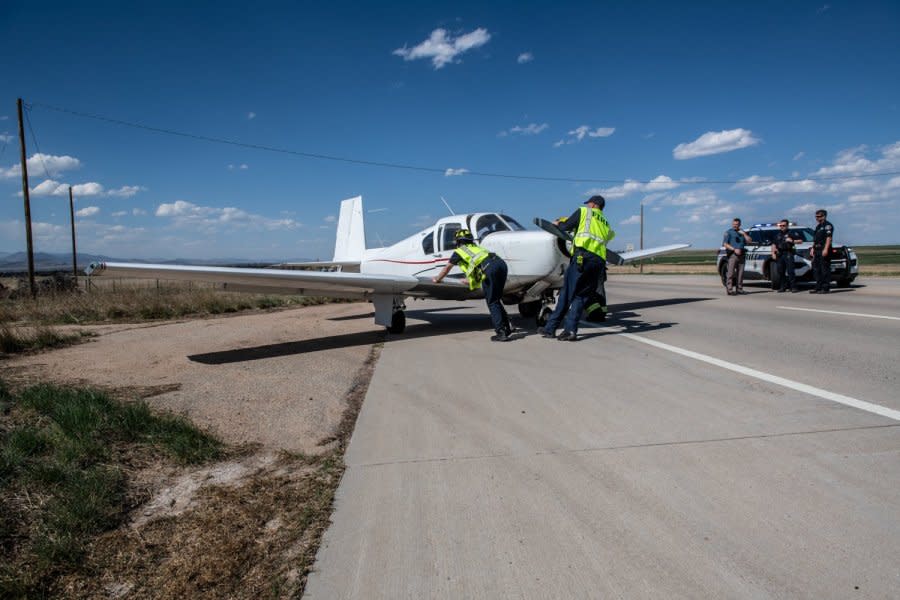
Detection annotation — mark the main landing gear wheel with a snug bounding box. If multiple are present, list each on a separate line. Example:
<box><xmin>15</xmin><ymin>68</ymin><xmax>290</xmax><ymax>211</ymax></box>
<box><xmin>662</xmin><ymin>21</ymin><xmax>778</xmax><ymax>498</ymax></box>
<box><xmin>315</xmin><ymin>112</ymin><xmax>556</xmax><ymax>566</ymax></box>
<box><xmin>518</xmin><ymin>300</ymin><xmax>541</xmax><ymax>318</ymax></box>
<box><xmin>537</xmin><ymin>306</ymin><xmax>552</xmax><ymax>328</ymax></box>
<box><xmin>387</xmin><ymin>310</ymin><xmax>406</xmax><ymax>334</ymax></box>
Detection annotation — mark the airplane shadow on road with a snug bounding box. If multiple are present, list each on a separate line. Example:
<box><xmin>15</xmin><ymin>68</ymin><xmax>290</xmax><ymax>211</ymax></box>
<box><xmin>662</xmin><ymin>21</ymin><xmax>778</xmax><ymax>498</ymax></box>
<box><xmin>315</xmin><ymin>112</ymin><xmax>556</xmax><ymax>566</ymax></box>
<box><xmin>188</xmin><ymin>297</ymin><xmax>709</xmax><ymax>364</ymax></box>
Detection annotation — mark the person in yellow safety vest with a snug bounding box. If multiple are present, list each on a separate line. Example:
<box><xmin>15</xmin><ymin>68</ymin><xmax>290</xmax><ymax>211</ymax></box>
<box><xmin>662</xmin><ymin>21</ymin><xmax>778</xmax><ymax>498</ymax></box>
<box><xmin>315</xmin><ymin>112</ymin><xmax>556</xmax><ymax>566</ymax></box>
<box><xmin>432</xmin><ymin>228</ymin><xmax>513</xmax><ymax>342</ymax></box>
<box><xmin>553</xmin><ymin>215</ymin><xmax>609</xmax><ymax>323</ymax></box>
<box><xmin>540</xmin><ymin>195</ymin><xmax>615</xmax><ymax>341</ymax></box>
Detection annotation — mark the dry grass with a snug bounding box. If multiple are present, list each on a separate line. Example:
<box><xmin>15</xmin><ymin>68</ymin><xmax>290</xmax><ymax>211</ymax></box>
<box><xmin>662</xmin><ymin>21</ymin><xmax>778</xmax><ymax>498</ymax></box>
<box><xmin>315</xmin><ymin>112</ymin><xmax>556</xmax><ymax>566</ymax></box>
<box><xmin>0</xmin><ymin>278</ymin><xmax>343</xmax><ymax>327</ymax></box>
<box><xmin>1</xmin><ymin>342</ymin><xmax>383</xmax><ymax>599</ymax></box>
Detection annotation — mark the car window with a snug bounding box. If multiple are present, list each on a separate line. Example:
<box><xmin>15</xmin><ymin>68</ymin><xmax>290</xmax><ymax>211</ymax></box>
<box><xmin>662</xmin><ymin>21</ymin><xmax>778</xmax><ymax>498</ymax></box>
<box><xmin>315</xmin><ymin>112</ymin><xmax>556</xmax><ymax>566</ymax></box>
<box><xmin>421</xmin><ymin>231</ymin><xmax>434</xmax><ymax>254</ymax></box>
<box><xmin>439</xmin><ymin>223</ymin><xmax>461</xmax><ymax>252</ymax></box>
<box><xmin>474</xmin><ymin>214</ymin><xmax>510</xmax><ymax>239</ymax></box>
<box><xmin>790</xmin><ymin>228</ymin><xmax>815</xmax><ymax>242</ymax></box>
<box><xmin>749</xmin><ymin>230</ymin><xmax>776</xmax><ymax>245</ymax></box>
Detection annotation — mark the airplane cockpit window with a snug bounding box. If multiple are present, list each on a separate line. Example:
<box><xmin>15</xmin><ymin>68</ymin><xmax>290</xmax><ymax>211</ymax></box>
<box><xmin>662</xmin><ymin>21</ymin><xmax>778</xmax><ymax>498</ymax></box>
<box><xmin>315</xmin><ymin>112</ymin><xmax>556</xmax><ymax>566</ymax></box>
<box><xmin>474</xmin><ymin>214</ymin><xmax>510</xmax><ymax>240</ymax></box>
<box><xmin>439</xmin><ymin>223</ymin><xmax>462</xmax><ymax>251</ymax></box>
<box><xmin>421</xmin><ymin>231</ymin><xmax>434</xmax><ymax>255</ymax></box>
<box><xmin>499</xmin><ymin>215</ymin><xmax>526</xmax><ymax>231</ymax></box>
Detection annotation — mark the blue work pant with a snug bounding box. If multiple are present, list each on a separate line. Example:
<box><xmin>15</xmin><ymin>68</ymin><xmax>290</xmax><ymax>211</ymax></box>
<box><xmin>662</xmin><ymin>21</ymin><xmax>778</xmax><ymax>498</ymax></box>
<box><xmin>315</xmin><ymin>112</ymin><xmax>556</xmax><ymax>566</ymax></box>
<box><xmin>562</xmin><ymin>254</ymin><xmax>605</xmax><ymax>334</ymax></box>
<box><xmin>481</xmin><ymin>259</ymin><xmax>510</xmax><ymax>334</ymax></box>
<box><xmin>543</xmin><ymin>255</ymin><xmax>580</xmax><ymax>333</ymax></box>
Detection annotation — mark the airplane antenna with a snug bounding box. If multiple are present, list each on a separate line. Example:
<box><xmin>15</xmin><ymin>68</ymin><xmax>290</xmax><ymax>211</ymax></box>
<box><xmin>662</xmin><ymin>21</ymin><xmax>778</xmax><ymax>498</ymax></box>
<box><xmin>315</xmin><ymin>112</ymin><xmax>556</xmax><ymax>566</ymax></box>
<box><xmin>440</xmin><ymin>196</ymin><xmax>456</xmax><ymax>215</ymax></box>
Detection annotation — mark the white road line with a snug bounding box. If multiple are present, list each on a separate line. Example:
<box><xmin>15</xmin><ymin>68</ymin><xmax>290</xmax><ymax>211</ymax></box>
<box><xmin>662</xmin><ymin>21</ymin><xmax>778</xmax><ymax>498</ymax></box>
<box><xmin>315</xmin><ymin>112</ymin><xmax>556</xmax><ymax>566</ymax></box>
<box><xmin>777</xmin><ymin>306</ymin><xmax>900</xmax><ymax>321</ymax></box>
<box><xmin>621</xmin><ymin>333</ymin><xmax>900</xmax><ymax>422</ymax></box>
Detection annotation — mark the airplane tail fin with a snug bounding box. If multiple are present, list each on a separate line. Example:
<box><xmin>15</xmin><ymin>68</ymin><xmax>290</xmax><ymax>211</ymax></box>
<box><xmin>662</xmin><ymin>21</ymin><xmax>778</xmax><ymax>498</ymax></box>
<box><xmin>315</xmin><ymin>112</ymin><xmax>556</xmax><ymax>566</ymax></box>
<box><xmin>333</xmin><ymin>196</ymin><xmax>366</xmax><ymax>262</ymax></box>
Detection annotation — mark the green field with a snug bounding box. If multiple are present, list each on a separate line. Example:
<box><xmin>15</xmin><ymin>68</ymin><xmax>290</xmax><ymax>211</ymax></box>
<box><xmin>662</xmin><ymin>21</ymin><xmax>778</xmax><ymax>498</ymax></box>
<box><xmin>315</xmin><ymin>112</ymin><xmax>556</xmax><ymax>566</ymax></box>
<box><xmin>637</xmin><ymin>245</ymin><xmax>900</xmax><ymax>266</ymax></box>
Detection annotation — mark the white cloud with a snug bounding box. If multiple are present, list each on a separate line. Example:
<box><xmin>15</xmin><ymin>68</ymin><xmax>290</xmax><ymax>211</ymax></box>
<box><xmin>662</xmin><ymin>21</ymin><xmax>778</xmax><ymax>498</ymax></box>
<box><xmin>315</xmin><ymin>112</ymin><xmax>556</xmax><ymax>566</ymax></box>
<box><xmin>501</xmin><ymin>123</ymin><xmax>548</xmax><ymax>137</ymax></box>
<box><xmin>662</xmin><ymin>227</ymin><xmax>680</xmax><ymax>233</ymax></box>
<box><xmin>734</xmin><ymin>176</ymin><xmax>822</xmax><ymax>195</ymax></box>
<box><xmin>517</xmin><ymin>52</ymin><xmax>533</xmax><ymax>64</ymax></box>
<box><xmin>133</xmin><ymin>208</ymin><xmax>147</xmax><ymax>216</ymax></box>
<box><xmin>247</xmin><ymin>112</ymin><xmax>256</xmax><ymax>120</ymax></box>
<box><xmin>228</xmin><ymin>163</ymin><xmax>249</xmax><ymax>171</ymax></box>
<box><xmin>76</xmin><ymin>206</ymin><xmax>100</xmax><ymax>217</ymax></box>
<box><xmin>444</xmin><ymin>168</ymin><xmax>468</xmax><ymax>177</ymax></box>
<box><xmin>29</xmin><ymin>179</ymin><xmax>105</xmax><ymax>197</ymax></box>
<box><xmin>620</xmin><ymin>215</ymin><xmax>641</xmax><ymax>225</ymax></box>
<box><xmin>554</xmin><ymin>125</ymin><xmax>615</xmax><ymax>146</ymax></box>
<box><xmin>111</xmin><ymin>210</ymin><xmax>128</xmax><ymax>217</ymax></box>
<box><xmin>324</xmin><ymin>215</ymin><xmax>336</xmax><ymax>223</ymax></box>
<box><xmin>107</xmin><ymin>185</ymin><xmax>145</xmax><ymax>197</ymax></box>
<box><xmin>393</xmin><ymin>27</ymin><xmax>491</xmax><ymax>69</ymax></box>
<box><xmin>590</xmin><ymin>175</ymin><xmax>679</xmax><ymax>199</ymax></box>
<box><xmin>155</xmin><ymin>200</ymin><xmax>300</xmax><ymax>232</ymax></box>
<box><xmin>2</xmin><ymin>153</ymin><xmax>81</xmax><ymax>179</ymax></box>
<box><xmin>0</xmin><ymin>134</ymin><xmax>12</xmax><ymax>143</ymax></box>
<box><xmin>793</xmin><ymin>151</ymin><xmax>805</xmax><ymax>161</ymax></box>
<box><xmin>673</xmin><ymin>128</ymin><xmax>760</xmax><ymax>159</ymax></box>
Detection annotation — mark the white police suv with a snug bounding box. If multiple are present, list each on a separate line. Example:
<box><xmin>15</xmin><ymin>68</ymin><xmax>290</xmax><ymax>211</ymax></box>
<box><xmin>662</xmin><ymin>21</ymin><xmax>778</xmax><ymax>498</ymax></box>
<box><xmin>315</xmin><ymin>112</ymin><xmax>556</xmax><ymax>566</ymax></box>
<box><xmin>716</xmin><ymin>222</ymin><xmax>859</xmax><ymax>288</ymax></box>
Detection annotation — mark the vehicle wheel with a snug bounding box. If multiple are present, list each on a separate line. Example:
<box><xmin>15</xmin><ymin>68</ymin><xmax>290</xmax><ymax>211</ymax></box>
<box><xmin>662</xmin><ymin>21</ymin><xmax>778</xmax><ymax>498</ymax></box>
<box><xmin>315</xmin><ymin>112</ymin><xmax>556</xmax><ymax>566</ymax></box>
<box><xmin>387</xmin><ymin>310</ymin><xmax>406</xmax><ymax>334</ymax></box>
<box><xmin>537</xmin><ymin>306</ymin><xmax>552</xmax><ymax>328</ymax></box>
<box><xmin>518</xmin><ymin>300</ymin><xmax>540</xmax><ymax>318</ymax></box>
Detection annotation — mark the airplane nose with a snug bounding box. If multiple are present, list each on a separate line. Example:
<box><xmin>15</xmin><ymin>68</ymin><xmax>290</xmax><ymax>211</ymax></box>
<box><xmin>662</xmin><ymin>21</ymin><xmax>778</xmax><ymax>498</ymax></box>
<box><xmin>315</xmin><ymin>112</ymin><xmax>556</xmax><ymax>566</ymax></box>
<box><xmin>482</xmin><ymin>230</ymin><xmax>563</xmax><ymax>278</ymax></box>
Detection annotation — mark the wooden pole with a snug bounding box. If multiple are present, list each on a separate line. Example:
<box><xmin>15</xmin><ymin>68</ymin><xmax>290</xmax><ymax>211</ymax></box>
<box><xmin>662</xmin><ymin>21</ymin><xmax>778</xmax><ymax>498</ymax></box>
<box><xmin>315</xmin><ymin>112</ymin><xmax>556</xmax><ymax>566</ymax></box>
<box><xmin>639</xmin><ymin>202</ymin><xmax>644</xmax><ymax>274</ymax></box>
<box><xmin>17</xmin><ymin>98</ymin><xmax>36</xmax><ymax>299</ymax></box>
<box><xmin>69</xmin><ymin>186</ymin><xmax>78</xmax><ymax>280</ymax></box>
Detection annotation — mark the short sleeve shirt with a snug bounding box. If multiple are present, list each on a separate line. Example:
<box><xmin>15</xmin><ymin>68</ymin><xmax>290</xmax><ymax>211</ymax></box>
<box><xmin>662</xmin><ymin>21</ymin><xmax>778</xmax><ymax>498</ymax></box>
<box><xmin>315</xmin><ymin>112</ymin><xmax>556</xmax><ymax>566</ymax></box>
<box><xmin>774</xmin><ymin>230</ymin><xmax>796</xmax><ymax>253</ymax></box>
<box><xmin>723</xmin><ymin>228</ymin><xmax>746</xmax><ymax>251</ymax></box>
<box><xmin>813</xmin><ymin>220</ymin><xmax>834</xmax><ymax>247</ymax></box>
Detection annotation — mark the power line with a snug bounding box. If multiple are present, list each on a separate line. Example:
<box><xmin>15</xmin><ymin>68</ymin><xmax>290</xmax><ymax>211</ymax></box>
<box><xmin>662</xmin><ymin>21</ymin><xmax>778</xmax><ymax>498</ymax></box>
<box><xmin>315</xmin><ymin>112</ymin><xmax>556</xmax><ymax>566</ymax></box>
<box><xmin>28</xmin><ymin>101</ymin><xmax>900</xmax><ymax>186</ymax></box>
<box><xmin>23</xmin><ymin>105</ymin><xmax>56</xmax><ymax>180</ymax></box>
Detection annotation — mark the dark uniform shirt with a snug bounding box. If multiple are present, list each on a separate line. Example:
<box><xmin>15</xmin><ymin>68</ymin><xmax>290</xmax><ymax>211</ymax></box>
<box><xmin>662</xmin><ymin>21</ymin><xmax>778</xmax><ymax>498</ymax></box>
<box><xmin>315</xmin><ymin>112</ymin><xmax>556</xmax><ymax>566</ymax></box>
<box><xmin>813</xmin><ymin>220</ymin><xmax>834</xmax><ymax>248</ymax></box>
<box><xmin>774</xmin><ymin>230</ymin><xmax>797</xmax><ymax>254</ymax></box>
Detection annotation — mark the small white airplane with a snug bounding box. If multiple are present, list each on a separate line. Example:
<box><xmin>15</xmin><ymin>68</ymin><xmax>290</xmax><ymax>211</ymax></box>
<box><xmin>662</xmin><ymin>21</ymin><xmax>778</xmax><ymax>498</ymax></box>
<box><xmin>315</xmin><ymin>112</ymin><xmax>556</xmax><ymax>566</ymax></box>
<box><xmin>86</xmin><ymin>196</ymin><xmax>689</xmax><ymax>333</ymax></box>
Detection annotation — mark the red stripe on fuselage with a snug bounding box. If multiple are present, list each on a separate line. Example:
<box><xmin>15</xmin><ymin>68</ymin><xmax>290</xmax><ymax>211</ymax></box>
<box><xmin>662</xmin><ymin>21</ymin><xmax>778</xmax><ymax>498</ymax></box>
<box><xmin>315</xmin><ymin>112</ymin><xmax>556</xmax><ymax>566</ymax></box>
<box><xmin>370</xmin><ymin>258</ymin><xmax>450</xmax><ymax>265</ymax></box>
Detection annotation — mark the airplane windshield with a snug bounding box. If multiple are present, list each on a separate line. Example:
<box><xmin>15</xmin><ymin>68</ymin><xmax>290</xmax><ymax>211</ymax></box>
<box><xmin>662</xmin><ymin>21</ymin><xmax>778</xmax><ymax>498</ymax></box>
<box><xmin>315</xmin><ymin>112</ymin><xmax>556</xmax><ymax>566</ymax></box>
<box><xmin>474</xmin><ymin>214</ymin><xmax>510</xmax><ymax>239</ymax></box>
<box><xmin>500</xmin><ymin>215</ymin><xmax>526</xmax><ymax>231</ymax></box>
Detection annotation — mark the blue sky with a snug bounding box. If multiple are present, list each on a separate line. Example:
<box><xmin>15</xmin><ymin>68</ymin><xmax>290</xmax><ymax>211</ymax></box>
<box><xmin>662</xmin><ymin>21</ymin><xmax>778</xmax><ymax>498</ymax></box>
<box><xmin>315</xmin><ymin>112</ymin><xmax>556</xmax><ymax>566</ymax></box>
<box><xmin>1</xmin><ymin>1</ymin><xmax>899</xmax><ymax>260</ymax></box>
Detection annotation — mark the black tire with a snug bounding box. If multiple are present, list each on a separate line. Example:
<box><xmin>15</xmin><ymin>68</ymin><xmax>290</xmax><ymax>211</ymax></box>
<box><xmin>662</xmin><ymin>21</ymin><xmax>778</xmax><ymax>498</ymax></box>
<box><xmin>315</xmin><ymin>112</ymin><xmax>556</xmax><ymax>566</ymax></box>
<box><xmin>518</xmin><ymin>300</ymin><xmax>541</xmax><ymax>318</ymax></box>
<box><xmin>387</xmin><ymin>311</ymin><xmax>406</xmax><ymax>334</ymax></box>
<box><xmin>537</xmin><ymin>307</ymin><xmax>552</xmax><ymax>328</ymax></box>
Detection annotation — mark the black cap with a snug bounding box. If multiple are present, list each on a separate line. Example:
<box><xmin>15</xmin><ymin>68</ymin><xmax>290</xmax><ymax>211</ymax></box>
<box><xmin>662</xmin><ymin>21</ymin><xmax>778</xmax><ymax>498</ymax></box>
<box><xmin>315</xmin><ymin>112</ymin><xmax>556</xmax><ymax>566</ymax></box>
<box><xmin>585</xmin><ymin>195</ymin><xmax>605</xmax><ymax>209</ymax></box>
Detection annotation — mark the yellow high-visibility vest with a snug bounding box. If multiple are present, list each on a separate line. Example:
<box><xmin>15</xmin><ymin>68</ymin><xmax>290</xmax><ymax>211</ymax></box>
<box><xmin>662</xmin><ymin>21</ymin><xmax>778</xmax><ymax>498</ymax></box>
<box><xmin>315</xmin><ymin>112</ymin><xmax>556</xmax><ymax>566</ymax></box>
<box><xmin>453</xmin><ymin>243</ymin><xmax>491</xmax><ymax>290</ymax></box>
<box><xmin>573</xmin><ymin>207</ymin><xmax>615</xmax><ymax>259</ymax></box>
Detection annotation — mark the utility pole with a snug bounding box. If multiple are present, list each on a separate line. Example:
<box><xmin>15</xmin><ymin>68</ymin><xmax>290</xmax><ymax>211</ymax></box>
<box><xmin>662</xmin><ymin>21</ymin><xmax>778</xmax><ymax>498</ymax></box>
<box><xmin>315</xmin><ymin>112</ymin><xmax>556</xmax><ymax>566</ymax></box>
<box><xmin>69</xmin><ymin>186</ymin><xmax>78</xmax><ymax>279</ymax></box>
<box><xmin>17</xmin><ymin>98</ymin><xmax>36</xmax><ymax>299</ymax></box>
<box><xmin>639</xmin><ymin>202</ymin><xmax>644</xmax><ymax>274</ymax></box>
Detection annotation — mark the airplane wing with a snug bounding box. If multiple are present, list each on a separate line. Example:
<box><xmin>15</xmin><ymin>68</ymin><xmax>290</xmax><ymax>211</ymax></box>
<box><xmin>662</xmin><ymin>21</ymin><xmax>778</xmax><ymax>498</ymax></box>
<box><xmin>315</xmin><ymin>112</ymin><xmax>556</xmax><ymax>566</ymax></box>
<box><xmin>85</xmin><ymin>262</ymin><xmax>419</xmax><ymax>298</ymax></box>
<box><xmin>532</xmin><ymin>217</ymin><xmax>691</xmax><ymax>266</ymax></box>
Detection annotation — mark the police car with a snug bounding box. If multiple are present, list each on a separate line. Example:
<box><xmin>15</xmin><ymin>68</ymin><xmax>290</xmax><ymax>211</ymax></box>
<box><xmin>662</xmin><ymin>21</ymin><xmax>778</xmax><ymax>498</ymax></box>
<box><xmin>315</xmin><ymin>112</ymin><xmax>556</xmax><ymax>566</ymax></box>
<box><xmin>716</xmin><ymin>222</ymin><xmax>859</xmax><ymax>288</ymax></box>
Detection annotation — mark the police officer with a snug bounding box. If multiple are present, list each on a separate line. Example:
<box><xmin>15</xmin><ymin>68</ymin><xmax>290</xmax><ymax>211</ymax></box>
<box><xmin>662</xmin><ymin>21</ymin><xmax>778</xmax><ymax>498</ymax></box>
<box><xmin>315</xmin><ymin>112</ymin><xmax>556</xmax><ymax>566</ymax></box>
<box><xmin>540</xmin><ymin>195</ymin><xmax>615</xmax><ymax>341</ymax></box>
<box><xmin>432</xmin><ymin>229</ymin><xmax>512</xmax><ymax>341</ymax></box>
<box><xmin>810</xmin><ymin>209</ymin><xmax>834</xmax><ymax>294</ymax></box>
<box><xmin>771</xmin><ymin>219</ymin><xmax>802</xmax><ymax>293</ymax></box>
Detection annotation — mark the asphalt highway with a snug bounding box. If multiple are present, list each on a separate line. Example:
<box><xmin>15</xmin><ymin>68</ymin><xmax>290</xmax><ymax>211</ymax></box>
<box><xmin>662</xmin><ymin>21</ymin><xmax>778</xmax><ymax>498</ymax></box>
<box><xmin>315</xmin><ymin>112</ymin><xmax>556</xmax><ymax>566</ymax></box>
<box><xmin>304</xmin><ymin>276</ymin><xmax>900</xmax><ymax>599</ymax></box>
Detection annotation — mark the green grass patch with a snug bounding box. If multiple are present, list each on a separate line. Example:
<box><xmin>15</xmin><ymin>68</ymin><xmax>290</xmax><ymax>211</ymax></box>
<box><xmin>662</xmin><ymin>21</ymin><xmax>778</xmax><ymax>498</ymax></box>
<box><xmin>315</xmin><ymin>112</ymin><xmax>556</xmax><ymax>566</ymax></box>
<box><xmin>0</xmin><ymin>381</ymin><xmax>223</xmax><ymax>597</ymax></box>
